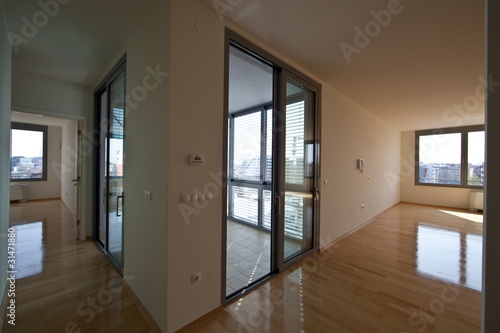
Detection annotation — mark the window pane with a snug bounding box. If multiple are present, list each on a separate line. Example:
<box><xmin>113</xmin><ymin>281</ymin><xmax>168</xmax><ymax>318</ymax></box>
<box><xmin>418</xmin><ymin>133</ymin><xmax>461</xmax><ymax>185</ymax></box>
<box><xmin>468</xmin><ymin>131</ymin><xmax>485</xmax><ymax>186</ymax></box>
<box><xmin>11</xmin><ymin>129</ymin><xmax>45</xmax><ymax>180</ymax></box>
<box><xmin>265</xmin><ymin>109</ymin><xmax>273</xmax><ymax>183</ymax></box>
<box><xmin>285</xmin><ymin>101</ymin><xmax>305</xmax><ymax>185</ymax></box>
<box><xmin>284</xmin><ymin>194</ymin><xmax>303</xmax><ymax>239</ymax></box>
<box><xmin>262</xmin><ymin>189</ymin><xmax>272</xmax><ymax>229</ymax></box>
<box><xmin>231</xmin><ymin>186</ymin><xmax>258</xmax><ymax>225</ymax></box>
<box><xmin>233</xmin><ymin>112</ymin><xmax>261</xmax><ymax>181</ymax></box>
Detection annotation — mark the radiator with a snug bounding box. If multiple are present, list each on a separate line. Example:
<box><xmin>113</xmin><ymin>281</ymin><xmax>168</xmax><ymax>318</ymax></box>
<box><xmin>10</xmin><ymin>184</ymin><xmax>28</xmax><ymax>202</ymax></box>
<box><xmin>469</xmin><ymin>192</ymin><xmax>484</xmax><ymax>212</ymax></box>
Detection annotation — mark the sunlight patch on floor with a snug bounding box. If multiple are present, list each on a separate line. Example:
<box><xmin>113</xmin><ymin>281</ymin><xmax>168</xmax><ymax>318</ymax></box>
<box><xmin>440</xmin><ymin>210</ymin><xmax>483</xmax><ymax>223</ymax></box>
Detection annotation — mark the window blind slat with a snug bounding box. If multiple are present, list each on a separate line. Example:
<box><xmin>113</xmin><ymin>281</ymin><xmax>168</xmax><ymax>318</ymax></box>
<box><xmin>285</xmin><ymin>101</ymin><xmax>305</xmax><ymax>185</ymax></box>
<box><xmin>233</xmin><ymin>112</ymin><xmax>261</xmax><ymax>181</ymax></box>
<box><xmin>232</xmin><ymin>186</ymin><xmax>259</xmax><ymax>225</ymax></box>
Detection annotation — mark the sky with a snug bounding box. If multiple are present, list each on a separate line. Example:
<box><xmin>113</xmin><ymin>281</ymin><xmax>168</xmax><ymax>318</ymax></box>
<box><xmin>11</xmin><ymin>129</ymin><xmax>43</xmax><ymax>157</ymax></box>
<box><xmin>419</xmin><ymin>131</ymin><xmax>485</xmax><ymax>164</ymax></box>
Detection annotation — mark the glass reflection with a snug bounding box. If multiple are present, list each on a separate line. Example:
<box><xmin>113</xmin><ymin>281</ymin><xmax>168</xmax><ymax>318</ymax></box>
<box><xmin>417</xmin><ymin>224</ymin><xmax>482</xmax><ymax>291</ymax></box>
<box><xmin>14</xmin><ymin>221</ymin><xmax>45</xmax><ymax>279</ymax></box>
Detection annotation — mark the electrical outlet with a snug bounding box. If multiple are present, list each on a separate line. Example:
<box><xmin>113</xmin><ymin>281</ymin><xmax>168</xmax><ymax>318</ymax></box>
<box><xmin>191</xmin><ymin>272</ymin><xmax>201</xmax><ymax>284</ymax></box>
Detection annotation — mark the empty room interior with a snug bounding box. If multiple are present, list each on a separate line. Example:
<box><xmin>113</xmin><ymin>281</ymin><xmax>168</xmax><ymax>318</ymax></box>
<box><xmin>1</xmin><ymin>0</ymin><xmax>500</xmax><ymax>332</ymax></box>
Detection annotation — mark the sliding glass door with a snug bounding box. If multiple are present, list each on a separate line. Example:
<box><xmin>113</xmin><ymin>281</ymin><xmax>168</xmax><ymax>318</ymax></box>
<box><xmin>95</xmin><ymin>59</ymin><xmax>126</xmax><ymax>273</ymax></box>
<box><xmin>226</xmin><ymin>46</ymin><xmax>274</xmax><ymax>296</ymax></box>
<box><xmin>280</xmin><ymin>75</ymin><xmax>317</xmax><ymax>264</ymax></box>
<box><xmin>225</xmin><ymin>35</ymin><xmax>320</xmax><ymax>300</ymax></box>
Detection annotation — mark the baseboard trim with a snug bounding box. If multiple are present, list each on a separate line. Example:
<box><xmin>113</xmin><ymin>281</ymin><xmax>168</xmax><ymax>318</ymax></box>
<box><xmin>9</xmin><ymin>197</ymin><xmax>62</xmax><ymax>204</ymax></box>
<box><xmin>320</xmin><ymin>202</ymin><xmax>400</xmax><ymax>252</ymax></box>
<box><xmin>398</xmin><ymin>201</ymin><xmax>472</xmax><ymax>211</ymax></box>
<box><xmin>121</xmin><ymin>279</ymin><xmax>163</xmax><ymax>333</ymax></box>
<box><xmin>175</xmin><ymin>306</ymin><xmax>225</xmax><ymax>333</ymax></box>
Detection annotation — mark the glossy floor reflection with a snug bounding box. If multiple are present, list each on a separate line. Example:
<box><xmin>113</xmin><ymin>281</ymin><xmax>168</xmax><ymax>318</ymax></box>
<box><xmin>417</xmin><ymin>224</ymin><xmax>482</xmax><ymax>291</ymax></box>
<box><xmin>226</xmin><ymin>220</ymin><xmax>271</xmax><ymax>296</ymax></box>
<box><xmin>195</xmin><ymin>203</ymin><xmax>482</xmax><ymax>333</ymax></box>
<box><xmin>226</xmin><ymin>220</ymin><xmax>306</xmax><ymax>296</ymax></box>
<box><xmin>3</xmin><ymin>200</ymin><xmax>154</xmax><ymax>333</ymax></box>
<box><xmin>12</xmin><ymin>221</ymin><xmax>45</xmax><ymax>279</ymax></box>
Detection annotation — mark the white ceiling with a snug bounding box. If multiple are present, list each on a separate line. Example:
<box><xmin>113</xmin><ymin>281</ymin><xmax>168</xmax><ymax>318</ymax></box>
<box><xmin>3</xmin><ymin>0</ymin><xmax>485</xmax><ymax>131</ymax></box>
<box><xmin>198</xmin><ymin>0</ymin><xmax>486</xmax><ymax>131</ymax></box>
<box><xmin>229</xmin><ymin>46</ymin><xmax>273</xmax><ymax>113</ymax></box>
<box><xmin>11</xmin><ymin>111</ymin><xmax>71</xmax><ymax>127</ymax></box>
<box><xmin>3</xmin><ymin>0</ymin><xmax>159</xmax><ymax>87</ymax></box>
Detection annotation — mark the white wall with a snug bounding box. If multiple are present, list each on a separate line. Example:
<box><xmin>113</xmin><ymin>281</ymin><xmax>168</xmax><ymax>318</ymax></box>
<box><xmin>0</xmin><ymin>0</ymin><xmax>12</xmax><ymax>316</ymax></box>
<box><xmin>483</xmin><ymin>1</ymin><xmax>500</xmax><ymax>331</ymax></box>
<box><xmin>167</xmin><ymin>1</ymin><xmax>224</xmax><ymax>331</ymax></box>
<box><xmin>121</xmin><ymin>0</ymin><xmax>170</xmax><ymax>331</ymax></box>
<box><xmin>400</xmin><ymin>131</ymin><xmax>481</xmax><ymax>209</ymax></box>
<box><xmin>61</xmin><ymin>120</ymin><xmax>78</xmax><ymax>215</ymax></box>
<box><xmin>320</xmin><ymin>87</ymin><xmax>401</xmax><ymax>247</ymax></box>
<box><xmin>12</xmin><ymin>70</ymin><xmax>91</xmax><ymax>117</ymax></box>
<box><xmin>163</xmin><ymin>1</ymin><xmax>401</xmax><ymax>331</ymax></box>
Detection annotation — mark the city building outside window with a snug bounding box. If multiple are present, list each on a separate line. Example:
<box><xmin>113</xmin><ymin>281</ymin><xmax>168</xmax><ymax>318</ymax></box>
<box><xmin>415</xmin><ymin>125</ymin><xmax>484</xmax><ymax>188</ymax></box>
<box><xmin>10</xmin><ymin>122</ymin><xmax>48</xmax><ymax>181</ymax></box>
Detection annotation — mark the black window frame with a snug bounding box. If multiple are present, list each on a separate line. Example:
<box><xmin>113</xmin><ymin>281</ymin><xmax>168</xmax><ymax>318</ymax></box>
<box><xmin>10</xmin><ymin>122</ymin><xmax>48</xmax><ymax>182</ymax></box>
<box><xmin>228</xmin><ymin>103</ymin><xmax>273</xmax><ymax>229</ymax></box>
<box><xmin>415</xmin><ymin>125</ymin><xmax>485</xmax><ymax>188</ymax></box>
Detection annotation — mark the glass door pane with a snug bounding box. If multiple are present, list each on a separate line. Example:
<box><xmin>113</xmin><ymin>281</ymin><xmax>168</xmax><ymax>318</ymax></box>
<box><xmin>283</xmin><ymin>78</ymin><xmax>316</xmax><ymax>263</ymax></box>
<box><xmin>97</xmin><ymin>90</ymin><xmax>108</xmax><ymax>248</ymax></box>
<box><xmin>95</xmin><ymin>60</ymin><xmax>126</xmax><ymax>274</ymax></box>
<box><xmin>226</xmin><ymin>45</ymin><xmax>274</xmax><ymax>297</ymax></box>
<box><xmin>107</xmin><ymin>73</ymin><xmax>125</xmax><ymax>266</ymax></box>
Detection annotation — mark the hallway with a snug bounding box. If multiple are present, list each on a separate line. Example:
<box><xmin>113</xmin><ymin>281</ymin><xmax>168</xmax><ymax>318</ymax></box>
<box><xmin>2</xmin><ymin>200</ymin><xmax>154</xmax><ymax>333</ymax></box>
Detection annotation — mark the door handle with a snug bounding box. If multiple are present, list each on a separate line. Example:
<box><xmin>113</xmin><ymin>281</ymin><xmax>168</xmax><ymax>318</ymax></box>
<box><xmin>275</xmin><ymin>195</ymin><xmax>281</xmax><ymax>216</ymax></box>
<box><xmin>116</xmin><ymin>193</ymin><xmax>124</xmax><ymax>217</ymax></box>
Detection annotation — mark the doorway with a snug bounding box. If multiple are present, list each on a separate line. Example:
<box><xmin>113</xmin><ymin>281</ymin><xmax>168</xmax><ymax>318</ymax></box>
<box><xmin>10</xmin><ymin>110</ymin><xmax>85</xmax><ymax>238</ymax></box>
<box><xmin>224</xmin><ymin>32</ymin><xmax>320</xmax><ymax>300</ymax></box>
<box><xmin>94</xmin><ymin>58</ymin><xmax>126</xmax><ymax>273</ymax></box>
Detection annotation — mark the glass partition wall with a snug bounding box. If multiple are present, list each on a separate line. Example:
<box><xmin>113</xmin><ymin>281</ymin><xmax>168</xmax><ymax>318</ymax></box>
<box><xmin>225</xmin><ymin>36</ymin><xmax>320</xmax><ymax>300</ymax></box>
<box><xmin>226</xmin><ymin>46</ymin><xmax>274</xmax><ymax>296</ymax></box>
<box><xmin>95</xmin><ymin>59</ymin><xmax>126</xmax><ymax>274</ymax></box>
